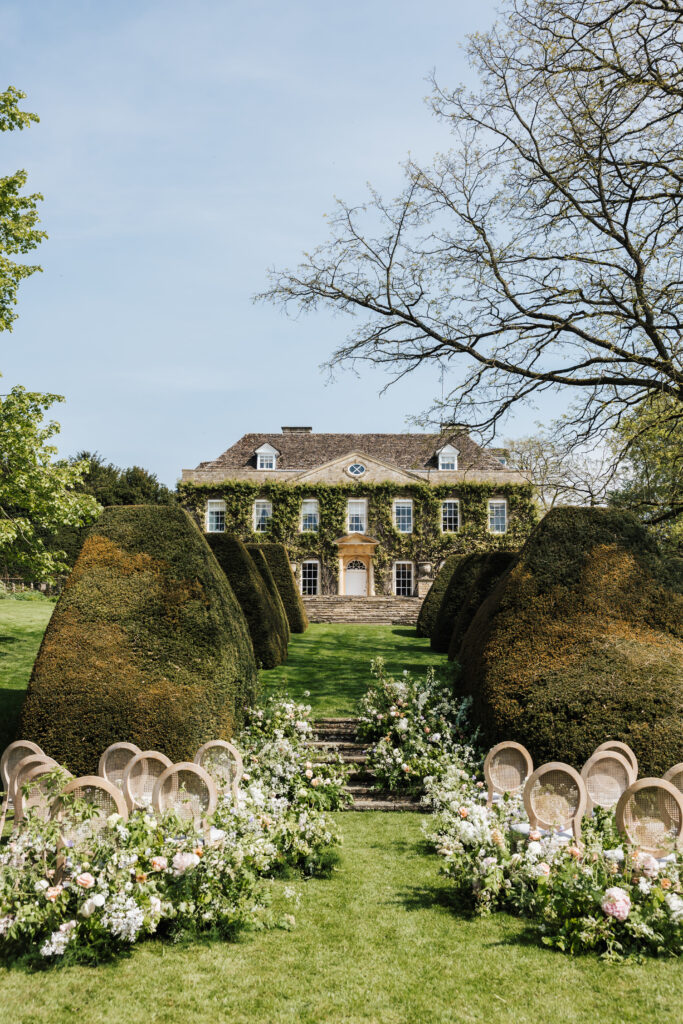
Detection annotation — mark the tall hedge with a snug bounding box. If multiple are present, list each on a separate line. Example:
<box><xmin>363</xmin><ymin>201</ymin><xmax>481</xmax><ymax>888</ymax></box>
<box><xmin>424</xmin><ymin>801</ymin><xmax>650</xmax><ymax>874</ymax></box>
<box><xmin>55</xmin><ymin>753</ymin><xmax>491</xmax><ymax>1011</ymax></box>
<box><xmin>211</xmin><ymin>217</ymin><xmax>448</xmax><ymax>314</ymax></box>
<box><xmin>455</xmin><ymin>507</ymin><xmax>683</xmax><ymax>775</ymax></box>
<box><xmin>248</xmin><ymin>545</ymin><xmax>291</xmax><ymax>646</ymax></box>
<box><xmin>21</xmin><ymin>506</ymin><xmax>258</xmax><ymax>775</ymax></box>
<box><xmin>431</xmin><ymin>554</ymin><xmax>492</xmax><ymax>653</ymax></box>
<box><xmin>207</xmin><ymin>534</ymin><xmax>288</xmax><ymax>668</ymax></box>
<box><xmin>447</xmin><ymin>552</ymin><xmax>516</xmax><ymax>661</ymax></box>
<box><xmin>416</xmin><ymin>554</ymin><xmax>465</xmax><ymax>638</ymax></box>
<box><xmin>247</xmin><ymin>542</ymin><xmax>309</xmax><ymax>633</ymax></box>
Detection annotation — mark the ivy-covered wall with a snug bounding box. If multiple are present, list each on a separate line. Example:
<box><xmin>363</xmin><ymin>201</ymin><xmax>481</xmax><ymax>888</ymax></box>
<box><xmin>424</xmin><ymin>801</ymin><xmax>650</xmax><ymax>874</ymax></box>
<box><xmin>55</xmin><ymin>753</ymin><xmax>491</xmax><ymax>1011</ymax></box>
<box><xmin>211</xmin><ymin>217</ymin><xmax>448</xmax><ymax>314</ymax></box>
<box><xmin>179</xmin><ymin>481</ymin><xmax>537</xmax><ymax>595</ymax></box>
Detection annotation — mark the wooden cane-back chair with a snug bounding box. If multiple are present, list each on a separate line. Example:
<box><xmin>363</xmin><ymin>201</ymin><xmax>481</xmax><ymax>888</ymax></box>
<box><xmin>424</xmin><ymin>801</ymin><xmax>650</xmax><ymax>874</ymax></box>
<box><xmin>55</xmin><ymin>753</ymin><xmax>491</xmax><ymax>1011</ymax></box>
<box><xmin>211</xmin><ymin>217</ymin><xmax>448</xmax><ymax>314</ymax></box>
<box><xmin>581</xmin><ymin>750</ymin><xmax>635</xmax><ymax>813</ymax></box>
<box><xmin>483</xmin><ymin>741</ymin><xmax>533</xmax><ymax>808</ymax></box>
<box><xmin>524</xmin><ymin>762</ymin><xmax>588</xmax><ymax>840</ymax></box>
<box><xmin>594</xmin><ymin>741</ymin><xmax>638</xmax><ymax>779</ymax></box>
<box><xmin>616</xmin><ymin>778</ymin><xmax>683</xmax><ymax>858</ymax></box>
<box><xmin>663</xmin><ymin>764</ymin><xmax>683</xmax><ymax>797</ymax></box>
<box><xmin>121</xmin><ymin>751</ymin><xmax>172</xmax><ymax>811</ymax></box>
<box><xmin>15</xmin><ymin>762</ymin><xmax>72</xmax><ymax>823</ymax></box>
<box><xmin>8</xmin><ymin>754</ymin><xmax>57</xmax><ymax>805</ymax></box>
<box><xmin>1</xmin><ymin>740</ymin><xmax>44</xmax><ymax>790</ymax></box>
<box><xmin>194</xmin><ymin>740</ymin><xmax>244</xmax><ymax>801</ymax></box>
<box><xmin>152</xmin><ymin>762</ymin><xmax>218</xmax><ymax>825</ymax></box>
<box><xmin>98</xmin><ymin>742</ymin><xmax>141</xmax><ymax>790</ymax></box>
<box><xmin>50</xmin><ymin>776</ymin><xmax>129</xmax><ymax>841</ymax></box>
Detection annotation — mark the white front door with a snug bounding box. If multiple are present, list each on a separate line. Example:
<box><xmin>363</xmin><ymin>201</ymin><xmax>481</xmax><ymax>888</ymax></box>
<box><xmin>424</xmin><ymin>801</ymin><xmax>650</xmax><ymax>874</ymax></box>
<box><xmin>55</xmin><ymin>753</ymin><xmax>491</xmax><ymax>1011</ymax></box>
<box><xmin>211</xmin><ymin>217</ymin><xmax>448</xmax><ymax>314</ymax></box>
<box><xmin>345</xmin><ymin>559</ymin><xmax>367</xmax><ymax>596</ymax></box>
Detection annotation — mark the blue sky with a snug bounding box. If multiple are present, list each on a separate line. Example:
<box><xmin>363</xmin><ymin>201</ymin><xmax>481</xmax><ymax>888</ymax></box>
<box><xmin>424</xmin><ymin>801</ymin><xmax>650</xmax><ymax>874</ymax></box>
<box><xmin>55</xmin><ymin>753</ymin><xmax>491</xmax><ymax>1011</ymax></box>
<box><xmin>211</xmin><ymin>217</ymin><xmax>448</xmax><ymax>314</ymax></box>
<box><xmin>3</xmin><ymin>0</ymin><xmax>547</xmax><ymax>485</ymax></box>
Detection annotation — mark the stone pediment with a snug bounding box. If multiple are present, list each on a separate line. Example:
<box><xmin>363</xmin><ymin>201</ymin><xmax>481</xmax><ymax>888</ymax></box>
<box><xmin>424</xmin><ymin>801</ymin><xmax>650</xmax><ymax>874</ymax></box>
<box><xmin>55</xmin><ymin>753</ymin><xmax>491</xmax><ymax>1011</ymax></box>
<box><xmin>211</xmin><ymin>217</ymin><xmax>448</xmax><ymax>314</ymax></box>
<box><xmin>334</xmin><ymin>533</ymin><xmax>380</xmax><ymax>549</ymax></box>
<box><xmin>294</xmin><ymin>451</ymin><xmax>423</xmax><ymax>485</ymax></box>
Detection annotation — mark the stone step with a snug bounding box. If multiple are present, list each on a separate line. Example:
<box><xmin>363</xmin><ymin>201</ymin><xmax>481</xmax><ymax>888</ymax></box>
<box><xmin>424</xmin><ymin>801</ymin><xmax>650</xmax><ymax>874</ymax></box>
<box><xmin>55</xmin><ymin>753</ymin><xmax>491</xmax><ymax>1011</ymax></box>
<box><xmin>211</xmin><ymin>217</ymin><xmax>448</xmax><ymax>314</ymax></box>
<box><xmin>308</xmin><ymin>740</ymin><xmax>365</xmax><ymax>752</ymax></box>
<box><xmin>303</xmin><ymin>596</ymin><xmax>422</xmax><ymax>625</ymax></box>
<box><xmin>313</xmin><ymin>752</ymin><xmax>367</xmax><ymax>764</ymax></box>
<box><xmin>350</xmin><ymin>798</ymin><xmax>424</xmax><ymax>812</ymax></box>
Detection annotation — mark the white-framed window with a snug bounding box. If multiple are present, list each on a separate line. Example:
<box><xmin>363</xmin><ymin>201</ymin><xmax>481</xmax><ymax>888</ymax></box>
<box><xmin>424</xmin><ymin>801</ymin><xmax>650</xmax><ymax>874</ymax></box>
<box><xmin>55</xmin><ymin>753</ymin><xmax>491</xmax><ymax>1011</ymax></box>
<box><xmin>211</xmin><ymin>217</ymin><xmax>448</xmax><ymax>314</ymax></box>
<box><xmin>300</xmin><ymin>560</ymin><xmax>319</xmax><ymax>595</ymax></box>
<box><xmin>496</xmin><ymin>455</ymin><xmax>508</xmax><ymax>467</ymax></box>
<box><xmin>348</xmin><ymin>462</ymin><xmax>366</xmax><ymax>477</ymax></box>
<box><xmin>394</xmin><ymin>561</ymin><xmax>414</xmax><ymax>596</ymax></box>
<box><xmin>255</xmin><ymin>443</ymin><xmax>279</xmax><ymax>470</ymax></box>
<box><xmin>441</xmin><ymin>500</ymin><xmax>460</xmax><ymax>533</ymax></box>
<box><xmin>347</xmin><ymin>498</ymin><xmax>367</xmax><ymax>533</ymax></box>
<box><xmin>253</xmin><ymin>499</ymin><xmax>273</xmax><ymax>533</ymax></box>
<box><xmin>393</xmin><ymin>498</ymin><xmax>413</xmax><ymax>534</ymax></box>
<box><xmin>438</xmin><ymin>445</ymin><xmax>459</xmax><ymax>471</ymax></box>
<box><xmin>488</xmin><ymin>499</ymin><xmax>507</xmax><ymax>534</ymax></box>
<box><xmin>206</xmin><ymin>499</ymin><xmax>226</xmax><ymax>533</ymax></box>
<box><xmin>300</xmin><ymin>498</ymin><xmax>319</xmax><ymax>533</ymax></box>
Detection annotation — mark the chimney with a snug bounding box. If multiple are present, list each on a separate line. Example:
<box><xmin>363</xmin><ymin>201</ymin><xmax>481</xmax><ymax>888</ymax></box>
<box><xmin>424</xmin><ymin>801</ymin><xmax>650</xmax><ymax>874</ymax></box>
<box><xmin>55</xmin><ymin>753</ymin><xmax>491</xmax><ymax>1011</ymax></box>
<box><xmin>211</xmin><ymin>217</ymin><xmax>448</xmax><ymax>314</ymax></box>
<box><xmin>281</xmin><ymin>426</ymin><xmax>312</xmax><ymax>433</ymax></box>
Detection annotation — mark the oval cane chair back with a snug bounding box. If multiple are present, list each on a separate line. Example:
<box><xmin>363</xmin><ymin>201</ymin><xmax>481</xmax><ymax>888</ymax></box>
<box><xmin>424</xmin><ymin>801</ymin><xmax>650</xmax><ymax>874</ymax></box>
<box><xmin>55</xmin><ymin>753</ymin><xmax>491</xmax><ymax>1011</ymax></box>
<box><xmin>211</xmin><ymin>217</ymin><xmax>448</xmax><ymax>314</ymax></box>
<box><xmin>9</xmin><ymin>753</ymin><xmax>57</xmax><ymax>805</ymax></box>
<box><xmin>483</xmin><ymin>741</ymin><xmax>533</xmax><ymax>808</ymax></box>
<box><xmin>524</xmin><ymin>762</ymin><xmax>588</xmax><ymax>840</ymax></box>
<box><xmin>152</xmin><ymin>762</ymin><xmax>218</xmax><ymax>825</ymax></box>
<box><xmin>121</xmin><ymin>751</ymin><xmax>172</xmax><ymax>811</ymax></box>
<box><xmin>616</xmin><ymin>778</ymin><xmax>683</xmax><ymax>858</ymax></box>
<box><xmin>594</xmin><ymin>741</ymin><xmax>638</xmax><ymax>779</ymax></box>
<box><xmin>663</xmin><ymin>763</ymin><xmax>683</xmax><ymax>797</ymax></box>
<box><xmin>98</xmin><ymin>742</ymin><xmax>141</xmax><ymax>790</ymax></box>
<box><xmin>15</xmin><ymin>763</ymin><xmax>72</xmax><ymax>823</ymax></box>
<box><xmin>50</xmin><ymin>776</ymin><xmax>129</xmax><ymax>841</ymax></box>
<box><xmin>1</xmin><ymin>740</ymin><xmax>44</xmax><ymax>791</ymax></box>
<box><xmin>194</xmin><ymin>740</ymin><xmax>244</xmax><ymax>800</ymax></box>
<box><xmin>581</xmin><ymin>750</ymin><xmax>635</xmax><ymax>813</ymax></box>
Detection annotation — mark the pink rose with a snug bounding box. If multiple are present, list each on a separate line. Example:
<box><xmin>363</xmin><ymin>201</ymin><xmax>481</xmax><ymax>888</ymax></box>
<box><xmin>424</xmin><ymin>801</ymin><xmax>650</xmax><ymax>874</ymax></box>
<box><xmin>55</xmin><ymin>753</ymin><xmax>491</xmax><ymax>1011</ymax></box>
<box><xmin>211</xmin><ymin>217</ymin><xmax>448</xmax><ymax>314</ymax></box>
<box><xmin>537</xmin><ymin>862</ymin><xmax>551</xmax><ymax>877</ymax></box>
<box><xmin>76</xmin><ymin>873</ymin><xmax>95</xmax><ymax>889</ymax></box>
<box><xmin>172</xmin><ymin>852</ymin><xmax>200</xmax><ymax>876</ymax></box>
<box><xmin>602</xmin><ymin>886</ymin><xmax>631</xmax><ymax>921</ymax></box>
<box><xmin>459</xmin><ymin>807</ymin><xmax>469</xmax><ymax>818</ymax></box>
<box><xmin>634</xmin><ymin>853</ymin><xmax>659</xmax><ymax>878</ymax></box>
<box><xmin>151</xmin><ymin>856</ymin><xmax>168</xmax><ymax>872</ymax></box>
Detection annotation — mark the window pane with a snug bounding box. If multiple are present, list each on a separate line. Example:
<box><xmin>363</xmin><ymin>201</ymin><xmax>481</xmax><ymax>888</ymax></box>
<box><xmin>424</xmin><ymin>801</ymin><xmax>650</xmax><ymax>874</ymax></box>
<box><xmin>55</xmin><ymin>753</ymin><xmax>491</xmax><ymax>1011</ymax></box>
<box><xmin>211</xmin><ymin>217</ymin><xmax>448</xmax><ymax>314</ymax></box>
<box><xmin>441</xmin><ymin>501</ymin><xmax>459</xmax><ymax>532</ymax></box>
<box><xmin>301</xmin><ymin>561</ymin><xmax>319</xmax><ymax>595</ymax></box>
<box><xmin>394</xmin><ymin>562</ymin><xmax>413</xmax><ymax>596</ymax></box>
<box><xmin>488</xmin><ymin>501</ymin><xmax>507</xmax><ymax>533</ymax></box>
<box><xmin>347</xmin><ymin>499</ymin><xmax>366</xmax><ymax>533</ymax></box>
<box><xmin>394</xmin><ymin>500</ymin><xmax>413</xmax><ymax>533</ymax></box>
<box><xmin>254</xmin><ymin>500</ymin><xmax>272</xmax><ymax>532</ymax></box>
<box><xmin>301</xmin><ymin>499</ymin><xmax>319</xmax><ymax>533</ymax></box>
<box><xmin>207</xmin><ymin>500</ymin><xmax>226</xmax><ymax>533</ymax></box>
<box><xmin>258</xmin><ymin>454</ymin><xmax>275</xmax><ymax>470</ymax></box>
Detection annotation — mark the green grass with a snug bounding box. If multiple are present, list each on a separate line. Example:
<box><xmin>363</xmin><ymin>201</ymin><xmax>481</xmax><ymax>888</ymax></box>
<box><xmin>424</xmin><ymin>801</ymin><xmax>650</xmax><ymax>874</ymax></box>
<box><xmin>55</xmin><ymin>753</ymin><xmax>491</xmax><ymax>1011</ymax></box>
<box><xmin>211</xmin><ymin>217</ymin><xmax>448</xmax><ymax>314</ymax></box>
<box><xmin>1</xmin><ymin>813</ymin><xmax>681</xmax><ymax>1024</ymax></box>
<box><xmin>0</xmin><ymin>598</ymin><xmax>53</xmax><ymax>752</ymax></box>
<box><xmin>260</xmin><ymin>623</ymin><xmax>449</xmax><ymax>716</ymax></box>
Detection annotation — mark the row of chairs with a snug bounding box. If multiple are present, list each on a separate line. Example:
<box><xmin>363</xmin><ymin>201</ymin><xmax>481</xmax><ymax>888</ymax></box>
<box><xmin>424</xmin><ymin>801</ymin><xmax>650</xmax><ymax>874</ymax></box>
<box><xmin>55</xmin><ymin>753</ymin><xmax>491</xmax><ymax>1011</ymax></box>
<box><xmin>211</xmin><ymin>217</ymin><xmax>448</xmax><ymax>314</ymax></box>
<box><xmin>483</xmin><ymin>740</ymin><xmax>683</xmax><ymax>857</ymax></box>
<box><xmin>0</xmin><ymin>739</ymin><xmax>245</xmax><ymax>833</ymax></box>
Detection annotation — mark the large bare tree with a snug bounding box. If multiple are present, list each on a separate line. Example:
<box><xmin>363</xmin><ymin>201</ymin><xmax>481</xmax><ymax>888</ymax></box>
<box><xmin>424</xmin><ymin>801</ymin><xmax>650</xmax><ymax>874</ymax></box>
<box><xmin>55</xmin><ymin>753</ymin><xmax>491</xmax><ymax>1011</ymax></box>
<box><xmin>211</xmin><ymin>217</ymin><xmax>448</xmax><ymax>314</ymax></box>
<box><xmin>262</xmin><ymin>0</ymin><xmax>683</xmax><ymax>451</ymax></box>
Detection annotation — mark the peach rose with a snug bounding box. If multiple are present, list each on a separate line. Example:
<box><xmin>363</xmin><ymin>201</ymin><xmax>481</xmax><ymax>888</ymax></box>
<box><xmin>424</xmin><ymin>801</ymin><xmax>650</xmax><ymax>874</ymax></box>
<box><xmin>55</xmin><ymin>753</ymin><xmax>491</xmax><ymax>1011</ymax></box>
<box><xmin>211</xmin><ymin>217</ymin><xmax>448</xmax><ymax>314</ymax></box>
<box><xmin>76</xmin><ymin>873</ymin><xmax>95</xmax><ymax>889</ymax></box>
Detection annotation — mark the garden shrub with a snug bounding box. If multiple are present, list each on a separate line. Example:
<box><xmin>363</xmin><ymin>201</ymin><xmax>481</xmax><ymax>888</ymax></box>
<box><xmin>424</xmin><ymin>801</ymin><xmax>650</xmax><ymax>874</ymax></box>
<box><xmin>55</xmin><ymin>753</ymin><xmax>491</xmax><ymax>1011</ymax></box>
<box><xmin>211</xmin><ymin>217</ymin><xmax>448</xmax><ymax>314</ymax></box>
<box><xmin>447</xmin><ymin>552</ymin><xmax>516</xmax><ymax>661</ymax></box>
<box><xmin>247</xmin><ymin>544</ymin><xmax>291</xmax><ymax>647</ymax></box>
<box><xmin>456</xmin><ymin>507</ymin><xmax>683</xmax><ymax>775</ymax></box>
<box><xmin>416</xmin><ymin>554</ymin><xmax>465</xmax><ymax>638</ymax></box>
<box><xmin>246</xmin><ymin>542</ymin><xmax>308</xmax><ymax>633</ymax></box>
<box><xmin>431</xmin><ymin>554</ymin><xmax>491</xmax><ymax>653</ymax></box>
<box><xmin>207</xmin><ymin>534</ymin><xmax>288</xmax><ymax>668</ymax></box>
<box><xmin>20</xmin><ymin>506</ymin><xmax>259</xmax><ymax>774</ymax></box>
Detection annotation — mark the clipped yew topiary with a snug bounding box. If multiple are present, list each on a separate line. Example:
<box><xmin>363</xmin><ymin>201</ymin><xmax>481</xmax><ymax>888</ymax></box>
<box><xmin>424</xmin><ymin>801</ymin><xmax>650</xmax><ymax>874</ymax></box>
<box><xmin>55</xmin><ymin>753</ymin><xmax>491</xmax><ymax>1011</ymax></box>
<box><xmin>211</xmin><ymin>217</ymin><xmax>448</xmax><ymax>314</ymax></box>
<box><xmin>247</xmin><ymin>545</ymin><xmax>291</xmax><ymax>647</ymax></box>
<box><xmin>456</xmin><ymin>507</ymin><xmax>683</xmax><ymax>776</ymax></box>
<box><xmin>21</xmin><ymin>506</ymin><xmax>259</xmax><ymax>775</ymax></box>
<box><xmin>431</xmin><ymin>554</ymin><xmax>491</xmax><ymax>653</ymax></box>
<box><xmin>247</xmin><ymin>542</ymin><xmax>308</xmax><ymax>633</ymax></box>
<box><xmin>416</xmin><ymin>554</ymin><xmax>465</xmax><ymax>638</ymax></box>
<box><xmin>207</xmin><ymin>534</ymin><xmax>288</xmax><ymax>668</ymax></box>
<box><xmin>447</xmin><ymin>552</ymin><xmax>516</xmax><ymax>661</ymax></box>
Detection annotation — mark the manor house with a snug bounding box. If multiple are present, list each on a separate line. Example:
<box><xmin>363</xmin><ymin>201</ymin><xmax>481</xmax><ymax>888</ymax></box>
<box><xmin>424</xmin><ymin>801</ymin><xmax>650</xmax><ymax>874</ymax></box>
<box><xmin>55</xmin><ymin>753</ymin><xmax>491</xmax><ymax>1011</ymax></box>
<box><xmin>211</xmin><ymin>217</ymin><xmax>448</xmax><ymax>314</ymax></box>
<box><xmin>181</xmin><ymin>427</ymin><xmax>532</xmax><ymax>601</ymax></box>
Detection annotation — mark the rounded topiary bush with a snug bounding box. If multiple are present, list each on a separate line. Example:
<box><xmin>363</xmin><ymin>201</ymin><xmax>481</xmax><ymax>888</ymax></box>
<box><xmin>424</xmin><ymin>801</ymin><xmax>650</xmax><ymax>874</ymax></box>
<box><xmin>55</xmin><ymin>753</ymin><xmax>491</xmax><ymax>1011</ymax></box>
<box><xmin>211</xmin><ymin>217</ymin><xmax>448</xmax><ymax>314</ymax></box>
<box><xmin>247</xmin><ymin>545</ymin><xmax>290</xmax><ymax>647</ymax></box>
<box><xmin>416</xmin><ymin>554</ymin><xmax>465</xmax><ymax>638</ymax></box>
<box><xmin>21</xmin><ymin>506</ymin><xmax>259</xmax><ymax>775</ymax></box>
<box><xmin>207</xmin><ymin>534</ymin><xmax>287</xmax><ymax>668</ymax></box>
<box><xmin>431</xmin><ymin>554</ymin><xmax>491</xmax><ymax>653</ymax></box>
<box><xmin>456</xmin><ymin>507</ymin><xmax>683</xmax><ymax>775</ymax></box>
<box><xmin>447</xmin><ymin>552</ymin><xmax>516</xmax><ymax>661</ymax></box>
<box><xmin>247</xmin><ymin>542</ymin><xmax>308</xmax><ymax>633</ymax></box>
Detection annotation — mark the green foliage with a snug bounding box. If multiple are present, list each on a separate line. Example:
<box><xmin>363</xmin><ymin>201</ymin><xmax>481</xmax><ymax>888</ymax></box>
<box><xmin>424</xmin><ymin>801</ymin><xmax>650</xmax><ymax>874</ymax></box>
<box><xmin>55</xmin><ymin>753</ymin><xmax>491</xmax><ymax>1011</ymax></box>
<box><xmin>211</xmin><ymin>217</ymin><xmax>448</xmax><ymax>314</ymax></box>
<box><xmin>246</xmin><ymin>542</ymin><xmax>309</xmax><ymax>633</ymax></box>
<box><xmin>0</xmin><ymin>87</ymin><xmax>45</xmax><ymax>334</ymax></box>
<box><xmin>0</xmin><ymin>388</ymin><xmax>100</xmax><ymax>581</ymax></box>
<box><xmin>415</xmin><ymin>554</ymin><xmax>464</xmax><ymax>638</ymax></box>
<box><xmin>447</xmin><ymin>551</ymin><xmax>516</xmax><ymax>660</ymax></box>
<box><xmin>456</xmin><ymin>507</ymin><xmax>683</xmax><ymax>775</ymax></box>
<box><xmin>247</xmin><ymin>544</ymin><xmax>290</xmax><ymax>646</ymax></box>
<box><xmin>180</xmin><ymin>480</ymin><xmax>536</xmax><ymax>596</ymax></box>
<box><xmin>432</xmin><ymin>554</ymin><xmax>490</xmax><ymax>653</ymax></box>
<box><xmin>207</xmin><ymin>533</ymin><xmax>288</xmax><ymax>668</ymax></box>
<box><xmin>20</xmin><ymin>505</ymin><xmax>258</xmax><ymax>774</ymax></box>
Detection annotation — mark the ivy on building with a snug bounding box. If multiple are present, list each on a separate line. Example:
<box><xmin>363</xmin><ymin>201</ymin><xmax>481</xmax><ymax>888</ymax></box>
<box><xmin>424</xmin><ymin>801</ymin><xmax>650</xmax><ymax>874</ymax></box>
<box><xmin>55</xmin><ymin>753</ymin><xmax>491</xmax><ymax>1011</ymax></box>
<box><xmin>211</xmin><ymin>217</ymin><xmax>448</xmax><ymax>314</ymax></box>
<box><xmin>180</xmin><ymin>481</ymin><xmax>537</xmax><ymax>594</ymax></box>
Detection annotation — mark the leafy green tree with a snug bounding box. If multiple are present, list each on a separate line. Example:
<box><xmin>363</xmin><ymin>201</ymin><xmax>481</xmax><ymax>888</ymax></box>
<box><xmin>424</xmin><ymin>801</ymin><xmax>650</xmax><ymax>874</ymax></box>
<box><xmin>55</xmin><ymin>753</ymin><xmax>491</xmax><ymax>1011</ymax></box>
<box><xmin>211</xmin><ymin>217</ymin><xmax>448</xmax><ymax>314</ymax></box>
<box><xmin>0</xmin><ymin>388</ymin><xmax>99</xmax><ymax>580</ymax></box>
<box><xmin>69</xmin><ymin>451</ymin><xmax>175</xmax><ymax>507</ymax></box>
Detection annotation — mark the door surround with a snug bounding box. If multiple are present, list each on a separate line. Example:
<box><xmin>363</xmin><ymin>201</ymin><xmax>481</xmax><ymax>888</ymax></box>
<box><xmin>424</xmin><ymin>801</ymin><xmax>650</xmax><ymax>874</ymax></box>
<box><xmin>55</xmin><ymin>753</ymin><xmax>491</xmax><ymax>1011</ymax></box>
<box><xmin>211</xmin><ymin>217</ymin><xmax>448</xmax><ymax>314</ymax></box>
<box><xmin>335</xmin><ymin>532</ymin><xmax>379</xmax><ymax>595</ymax></box>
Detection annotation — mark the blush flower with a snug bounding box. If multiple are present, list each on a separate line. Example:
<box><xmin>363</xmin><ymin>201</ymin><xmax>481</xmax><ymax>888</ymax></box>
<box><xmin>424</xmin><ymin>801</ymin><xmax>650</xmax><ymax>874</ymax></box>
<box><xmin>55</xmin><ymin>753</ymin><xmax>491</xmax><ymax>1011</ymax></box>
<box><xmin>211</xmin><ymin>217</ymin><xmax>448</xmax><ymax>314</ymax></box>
<box><xmin>76</xmin><ymin>873</ymin><xmax>95</xmax><ymax>889</ymax></box>
<box><xmin>46</xmin><ymin>885</ymin><xmax>63</xmax><ymax>902</ymax></box>
<box><xmin>151</xmin><ymin>856</ymin><xmax>167</xmax><ymax>872</ymax></box>
<box><xmin>602</xmin><ymin>886</ymin><xmax>631</xmax><ymax>921</ymax></box>
<box><xmin>172</xmin><ymin>852</ymin><xmax>200</xmax><ymax>876</ymax></box>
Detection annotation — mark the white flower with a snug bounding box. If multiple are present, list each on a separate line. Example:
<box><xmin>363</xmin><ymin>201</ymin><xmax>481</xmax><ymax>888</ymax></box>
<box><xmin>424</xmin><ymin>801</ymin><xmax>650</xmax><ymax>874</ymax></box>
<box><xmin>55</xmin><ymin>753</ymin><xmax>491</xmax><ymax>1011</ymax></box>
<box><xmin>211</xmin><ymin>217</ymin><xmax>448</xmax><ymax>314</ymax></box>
<box><xmin>396</xmin><ymin>719</ymin><xmax>409</xmax><ymax>733</ymax></box>
<box><xmin>34</xmin><ymin>879</ymin><xmax>49</xmax><ymax>892</ymax></box>
<box><xmin>527</xmin><ymin>841</ymin><xmax>543</xmax><ymax>861</ymax></box>
<box><xmin>172</xmin><ymin>851</ymin><xmax>200</xmax><ymax>876</ymax></box>
<box><xmin>208</xmin><ymin>827</ymin><xmax>226</xmax><ymax>845</ymax></box>
<box><xmin>638</xmin><ymin>877</ymin><xmax>652</xmax><ymax>895</ymax></box>
<box><xmin>665</xmin><ymin>893</ymin><xmax>683</xmax><ymax>923</ymax></box>
<box><xmin>106</xmin><ymin>812</ymin><xmax>122</xmax><ymax>828</ymax></box>
<box><xmin>604</xmin><ymin>848</ymin><xmax>624</xmax><ymax>862</ymax></box>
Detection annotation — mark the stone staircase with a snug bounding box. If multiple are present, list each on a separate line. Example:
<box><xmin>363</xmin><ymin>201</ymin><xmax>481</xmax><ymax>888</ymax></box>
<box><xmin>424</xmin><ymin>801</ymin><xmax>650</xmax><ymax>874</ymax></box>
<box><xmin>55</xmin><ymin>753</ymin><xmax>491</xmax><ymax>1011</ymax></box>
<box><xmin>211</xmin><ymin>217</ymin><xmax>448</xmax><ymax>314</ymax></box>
<box><xmin>309</xmin><ymin>717</ymin><xmax>423</xmax><ymax>812</ymax></box>
<box><xmin>303</xmin><ymin>596</ymin><xmax>422</xmax><ymax>625</ymax></box>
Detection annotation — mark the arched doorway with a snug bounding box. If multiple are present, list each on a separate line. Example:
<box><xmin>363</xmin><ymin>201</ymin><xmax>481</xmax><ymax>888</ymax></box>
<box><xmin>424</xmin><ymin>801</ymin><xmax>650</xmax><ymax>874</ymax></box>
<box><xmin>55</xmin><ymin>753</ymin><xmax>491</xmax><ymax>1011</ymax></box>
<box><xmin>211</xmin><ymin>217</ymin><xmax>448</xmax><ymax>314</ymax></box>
<box><xmin>345</xmin><ymin>559</ymin><xmax>368</xmax><ymax>596</ymax></box>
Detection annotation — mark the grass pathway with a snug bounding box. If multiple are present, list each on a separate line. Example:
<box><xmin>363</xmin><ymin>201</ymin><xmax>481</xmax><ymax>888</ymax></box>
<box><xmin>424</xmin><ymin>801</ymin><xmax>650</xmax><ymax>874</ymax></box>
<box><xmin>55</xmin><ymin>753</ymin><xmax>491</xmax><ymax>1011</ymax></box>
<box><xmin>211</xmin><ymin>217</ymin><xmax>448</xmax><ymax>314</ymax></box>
<box><xmin>0</xmin><ymin>598</ymin><xmax>54</xmax><ymax>752</ymax></box>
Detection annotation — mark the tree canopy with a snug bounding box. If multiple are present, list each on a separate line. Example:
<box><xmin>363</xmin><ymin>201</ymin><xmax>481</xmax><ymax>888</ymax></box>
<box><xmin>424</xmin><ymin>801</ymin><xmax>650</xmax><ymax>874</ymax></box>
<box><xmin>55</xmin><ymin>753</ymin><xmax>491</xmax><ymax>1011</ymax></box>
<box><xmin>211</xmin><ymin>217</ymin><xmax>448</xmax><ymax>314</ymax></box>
<box><xmin>264</xmin><ymin>0</ymin><xmax>683</xmax><ymax>454</ymax></box>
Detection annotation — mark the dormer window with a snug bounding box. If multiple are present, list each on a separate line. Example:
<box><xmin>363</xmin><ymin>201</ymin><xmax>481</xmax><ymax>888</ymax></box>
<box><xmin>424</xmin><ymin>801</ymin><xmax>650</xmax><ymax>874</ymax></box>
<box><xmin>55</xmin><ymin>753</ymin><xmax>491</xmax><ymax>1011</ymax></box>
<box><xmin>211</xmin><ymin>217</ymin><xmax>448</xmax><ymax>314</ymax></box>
<box><xmin>255</xmin><ymin>442</ymin><xmax>279</xmax><ymax>471</ymax></box>
<box><xmin>437</xmin><ymin>444</ymin><xmax>459</xmax><ymax>471</ymax></box>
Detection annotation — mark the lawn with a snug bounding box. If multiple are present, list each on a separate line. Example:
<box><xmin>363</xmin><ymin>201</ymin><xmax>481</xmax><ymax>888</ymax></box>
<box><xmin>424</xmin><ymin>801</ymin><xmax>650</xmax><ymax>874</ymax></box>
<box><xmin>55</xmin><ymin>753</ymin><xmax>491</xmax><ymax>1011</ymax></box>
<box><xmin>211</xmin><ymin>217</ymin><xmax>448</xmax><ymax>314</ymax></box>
<box><xmin>0</xmin><ymin>597</ymin><xmax>53</xmax><ymax>752</ymax></box>
<box><xmin>261</xmin><ymin>622</ymin><xmax>448</xmax><ymax>716</ymax></box>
